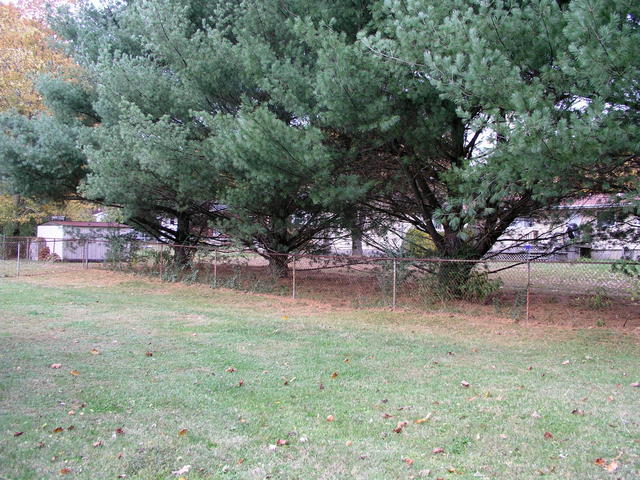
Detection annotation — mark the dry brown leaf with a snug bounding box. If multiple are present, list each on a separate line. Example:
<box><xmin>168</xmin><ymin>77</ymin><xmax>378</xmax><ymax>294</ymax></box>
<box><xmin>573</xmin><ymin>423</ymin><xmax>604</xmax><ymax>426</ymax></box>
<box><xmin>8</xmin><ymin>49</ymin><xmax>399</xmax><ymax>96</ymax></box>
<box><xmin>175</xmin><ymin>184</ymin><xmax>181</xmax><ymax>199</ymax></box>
<box><xmin>171</xmin><ymin>465</ymin><xmax>191</xmax><ymax>476</ymax></box>
<box><xmin>276</xmin><ymin>439</ymin><xmax>288</xmax><ymax>446</ymax></box>
<box><xmin>13</xmin><ymin>431</ymin><xmax>24</xmax><ymax>437</ymax></box>
<box><xmin>50</xmin><ymin>363</ymin><xmax>62</xmax><ymax>369</ymax></box>
<box><xmin>93</xmin><ymin>441</ymin><xmax>103</xmax><ymax>447</ymax></box>
<box><xmin>68</xmin><ymin>410</ymin><xmax>75</xmax><ymax>416</ymax></box>
<box><xmin>115</xmin><ymin>427</ymin><xmax>125</xmax><ymax>435</ymax></box>
<box><xmin>53</xmin><ymin>427</ymin><xmax>64</xmax><ymax>433</ymax></box>
<box><xmin>571</xmin><ymin>409</ymin><xmax>585</xmax><ymax>415</ymax></box>
<box><xmin>238</xmin><ymin>379</ymin><xmax>244</xmax><ymax>387</ymax></box>
<box><xmin>67</xmin><ymin>425</ymin><xmax>75</xmax><ymax>431</ymax></box>
<box><xmin>90</xmin><ymin>348</ymin><xmax>100</xmax><ymax>355</ymax></box>
<box><xmin>605</xmin><ymin>461</ymin><xmax>619</xmax><ymax>472</ymax></box>
<box><xmin>630</xmin><ymin>382</ymin><xmax>640</xmax><ymax>387</ymax></box>
<box><xmin>432</xmin><ymin>447</ymin><xmax>445</xmax><ymax>454</ymax></box>
<box><xmin>331</xmin><ymin>372</ymin><xmax>338</xmax><ymax>378</ymax></box>
<box><xmin>225</xmin><ymin>367</ymin><xmax>236</xmax><ymax>373</ymax></box>
<box><xmin>543</xmin><ymin>432</ymin><xmax>554</xmax><ymax>439</ymax></box>
<box><xmin>59</xmin><ymin>468</ymin><xmax>72</xmax><ymax>475</ymax></box>
<box><xmin>393</xmin><ymin>421</ymin><xmax>408</xmax><ymax>433</ymax></box>
<box><xmin>460</xmin><ymin>380</ymin><xmax>470</xmax><ymax>387</ymax></box>
<box><xmin>382</xmin><ymin>413</ymin><xmax>393</xmax><ymax>419</ymax></box>
<box><xmin>326</xmin><ymin>415</ymin><xmax>335</xmax><ymax>422</ymax></box>
<box><xmin>145</xmin><ymin>351</ymin><xmax>153</xmax><ymax>357</ymax></box>
<box><xmin>414</xmin><ymin>413</ymin><xmax>432</xmax><ymax>424</ymax></box>
<box><xmin>178</xmin><ymin>429</ymin><xmax>188</xmax><ymax>436</ymax></box>
<box><xmin>594</xmin><ymin>458</ymin><xmax>606</xmax><ymax>466</ymax></box>
<box><xmin>345</xmin><ymin>440</ymin><xmax>353</xmax><ymax>446</ymax></box>
<box><xmin>69</xmin><ymin>370</ymin><xmax>80</xmax><ymax>376</ymax></box>
<box><xmin>404</xmin><ymin>458</ymin><xmax>414</xmax><ymax>466</ymax></box>
<box><xmin>344</xmin><ymin>358</ymin><xmax>350</xmax><ymax>363</ymax></box>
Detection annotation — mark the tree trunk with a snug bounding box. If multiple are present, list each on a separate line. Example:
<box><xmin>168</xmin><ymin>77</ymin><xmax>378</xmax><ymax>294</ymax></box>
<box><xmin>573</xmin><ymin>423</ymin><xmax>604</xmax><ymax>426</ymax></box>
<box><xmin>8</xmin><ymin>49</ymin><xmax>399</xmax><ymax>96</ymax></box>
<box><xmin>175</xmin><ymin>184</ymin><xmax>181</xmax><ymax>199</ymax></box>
<box><xmin>173</xmin><ymin>213</ymin><xmax>193</xmax><ymax>266</ymax></box>
<box><xmin>268</xmin><ymin>253</ymin><xmax>290</xmax><ymax>278</ymax></box>
<box><xmin>351</xmin><ymin>230</ymin><xmax>363</xmax><ymax>256</ymax></box>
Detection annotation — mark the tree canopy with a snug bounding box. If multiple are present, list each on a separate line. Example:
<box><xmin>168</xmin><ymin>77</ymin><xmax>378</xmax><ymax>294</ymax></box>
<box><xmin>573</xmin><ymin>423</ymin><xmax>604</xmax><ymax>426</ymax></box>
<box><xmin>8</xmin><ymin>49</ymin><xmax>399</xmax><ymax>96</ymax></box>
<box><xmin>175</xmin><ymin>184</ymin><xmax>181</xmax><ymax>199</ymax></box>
<box><xmin>0</xmin><ymin>0</ymin><xmax>637</xmax><ymax>271</ymax></box>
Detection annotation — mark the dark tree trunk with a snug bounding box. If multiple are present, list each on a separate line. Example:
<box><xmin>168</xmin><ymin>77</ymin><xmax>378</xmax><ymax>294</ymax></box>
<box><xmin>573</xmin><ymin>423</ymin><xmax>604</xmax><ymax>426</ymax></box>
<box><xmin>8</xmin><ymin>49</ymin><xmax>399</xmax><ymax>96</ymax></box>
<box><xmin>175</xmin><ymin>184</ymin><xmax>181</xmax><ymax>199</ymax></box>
<box><xmin>173</xmin><ymin>213</ymin><xmax>194</xmax><ymax>266</ymax></box>
<box><xmin>268</xmin><ymin>253</ymin><xmax>290</xmax><ymax>278</ymax></box>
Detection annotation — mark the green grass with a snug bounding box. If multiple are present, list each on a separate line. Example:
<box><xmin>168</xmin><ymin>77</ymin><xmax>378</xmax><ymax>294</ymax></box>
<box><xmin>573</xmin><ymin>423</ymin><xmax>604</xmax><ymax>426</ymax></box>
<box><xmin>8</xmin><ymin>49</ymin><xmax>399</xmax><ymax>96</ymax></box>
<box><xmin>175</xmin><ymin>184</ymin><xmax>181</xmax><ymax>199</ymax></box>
<box><xmin>0</xmin><ymin>273</ymin><xmax>639</xmax><ymax>479</ymax></box>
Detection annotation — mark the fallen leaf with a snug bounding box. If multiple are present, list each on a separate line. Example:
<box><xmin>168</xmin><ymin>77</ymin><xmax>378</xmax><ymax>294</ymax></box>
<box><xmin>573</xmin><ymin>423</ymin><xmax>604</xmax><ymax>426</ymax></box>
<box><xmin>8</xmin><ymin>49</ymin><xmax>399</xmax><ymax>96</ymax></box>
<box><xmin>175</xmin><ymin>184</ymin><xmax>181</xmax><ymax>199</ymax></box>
<box><xmin>326</xmin><ymin>415</ymin><xmax>335</xmax><ymax>422</ymax></box>
<box><xmin>447</xmin><ymin>467</ymin><xmax>458</xmax><ymax>473</ymax></box>
<box><xmin>115</xmin><ymin>428</ymin><xmax>125</xmax><ymax>435</ymax></box>
<box><xmin>13</xmin><ymin>431</ymin><xmax>24</xmax><ymax>437</ymax></box>
<box><xmin>382</xmin><ymin>413</ymin><xmax>393</xmax><ymax>419</ymax></box>
<box><xmin>276</xmin><ymin>439</ymin><xmax>288</xmax><ymax>446</ymax></box>
<box><xmin>69</xmin><ymin>370</ymin><xmax>80</xmax><ymax>376</ymax></box>
<box><xmin>404</xmin><ymin>458</ymin><xmax>414</xmax><ymax>465</ymax></box>
<box><xmin>238</xmin><ymin>379</ymin><xmax>244</xmax><ymax>387</ymax></box>
<box><xmin>59</xmin><ymin>468</ymin><xmax>72</xmax><ymax>475</ymax></box>
<box><xmin>331</xmin><ymin>372</ymin><xmax>338</xmax><ymax>378</ymax></box>
<box><xmin>344</xmin><ymin>358</ymin><xmax>350</xmax><ymax>363</ymax></box>
<box><xmin>393</xmin><ymin>421</ymin><xmax>409</xmax><ymax>433</ymax></box>
<box><xmin>67</xmin><ymin>425</ymin><xmax>75</xmax><ymax>431</ymax></box>
<box><xmin>531</xmin><ymin>411</ymin><xmax>541</xmax><ymax>418</ymax></box>
<box><xmin>432</xmin><ymin>447</ymin><xmax>445</xmax><ymax>454</ymax></box>
<box><xmin>414</xmin><ymin>413</ymin><xmax>432</xmax><ymax>424</ymax></box>
<box><xmin>571</xmin><ymin>409</ymin><xmax>585</xmax><ymax>415</ymax></box>
<box><xmin>37</xmin><ymin>441</ymin><xmax>45</xmax><ymax>448</ymax></box>
<box><xmin>318</xmin><ymin>383</ymin><xmax>325</xmax><ymax>390</ymax></box>
<box><xmin>630</xmin><ymin>382</ymin><xmax>639</xmax><ymax>388</ymax></box>
<box><xmin>178</xmin><ymin>429</ymin><xmax>188</xmax><ymax>436</ymax></box>
<box><xmin>68</xmin><ymin>410</ymin><xmax>75</xmax><ymax>416</ymax></box>
<box><xmin>345</xmin><ymin>440</ymin><xmax>353</xmax><ymax>446</ymax></box>
<box><xmin>543</xmin><ymin>432</ymin><xmax>554</xmax><ymax>439</ymax></box>
<box><xmin>145</xmin><ymin>351</ymin><xmax>153</xmax><ymax>357</ymax></box>
<box><xmin>594</xmin><ymin>458</ymin><xmax>606</xmax><ymax>466</ymax></box>
<box><xmin>171</xmin><ymin>465</ymin><xmax>191</xmax><ymax>476</ymax></box>
<box><xmin>460</xmin><ymin>381</ymin><xmax>470</xmax><ymax>388</ymax></box>
<box><xmin>561</xmin><ymin>360</ymin><xmax>570</xmax><ymax>365</ymax></box>
<box><xmin>90</xmin><ymin>349</ymin><xmax>100</xmax><ymax>355</ymax></box>
<box><xmin>237</xmin><ymin>458</ymin><xmax>245</xmax><ymax>464</ymax></box>
<box><xmin>605</xmin><ymin>461</ymin><xmax>619</xmax><ymax>472</ymax></box>
<box><xmin>225</xmin><ymin>367</ymin><xmax>236</xmax><ymax>373</ymax></box>
<box><xmin>53</xmin><ymin>427</ymin><xmax>64</xmax><ymax>433</ymax></box>
<box><xmin>50</xmin><ymin>364</ymin><xmax>62</xmax><ymax>369</ymax></box>
<box><xmin>93</xmin><ymin>441</ymin><xmax>103</xmax><ymax>447</ymax></box>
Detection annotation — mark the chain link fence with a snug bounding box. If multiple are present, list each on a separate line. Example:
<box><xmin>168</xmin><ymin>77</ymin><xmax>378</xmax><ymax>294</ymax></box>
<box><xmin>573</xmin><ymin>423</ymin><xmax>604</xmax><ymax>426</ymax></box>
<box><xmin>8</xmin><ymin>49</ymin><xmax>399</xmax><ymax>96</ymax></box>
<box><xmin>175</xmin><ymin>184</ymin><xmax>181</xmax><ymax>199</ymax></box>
<box><xmin>2</xmin><ymin>237</ymin><xmax>638</xmax><ymax>321</ymax></box>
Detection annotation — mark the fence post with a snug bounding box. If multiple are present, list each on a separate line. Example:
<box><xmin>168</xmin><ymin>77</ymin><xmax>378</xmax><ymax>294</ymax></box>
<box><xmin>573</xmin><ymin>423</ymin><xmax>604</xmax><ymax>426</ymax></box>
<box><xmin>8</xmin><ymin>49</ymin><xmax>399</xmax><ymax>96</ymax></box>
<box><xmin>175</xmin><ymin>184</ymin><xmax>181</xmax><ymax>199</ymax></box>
<box><xmin>392</xmin><ymin>258</ymin><xmax>397</xmax><ymax>309</ymax></box>
<box><xmin>213</xmin><ymin>249</ymin><xmax>218</xmax><ymax>288</ymax></box>
<box><xmin>526</xmin><ymin>248</ymin><xmax>531</xmax><ymax>322</ymax></box>
<box><xmin>16</xmin><ymin>242</ymin><xmax>21</xmax><ymax>277</ymax></box>
<box><xmin>83</xmin><ymin>240</ymin><xmax>88</xmax><ymax>269</ymax></box>
<box><xmin>292</xmin><ymin>255</ymin><xmax>296</xmax><ymax>300</ymax></box>
<box><xmin>159</xmin><ymin>244</ymin><xmax>164</xmax><ymax>280</ymax></box>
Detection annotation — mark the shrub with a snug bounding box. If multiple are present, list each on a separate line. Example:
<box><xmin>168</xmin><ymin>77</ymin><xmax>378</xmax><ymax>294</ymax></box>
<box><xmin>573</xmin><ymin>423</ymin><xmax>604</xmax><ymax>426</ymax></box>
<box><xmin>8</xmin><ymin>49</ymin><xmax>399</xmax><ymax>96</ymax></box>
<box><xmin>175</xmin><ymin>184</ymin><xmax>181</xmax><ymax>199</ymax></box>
<box><xmin>402</xmin><ymin>228</ymin><xmax>437</xmax><ymax>258</ymax></box>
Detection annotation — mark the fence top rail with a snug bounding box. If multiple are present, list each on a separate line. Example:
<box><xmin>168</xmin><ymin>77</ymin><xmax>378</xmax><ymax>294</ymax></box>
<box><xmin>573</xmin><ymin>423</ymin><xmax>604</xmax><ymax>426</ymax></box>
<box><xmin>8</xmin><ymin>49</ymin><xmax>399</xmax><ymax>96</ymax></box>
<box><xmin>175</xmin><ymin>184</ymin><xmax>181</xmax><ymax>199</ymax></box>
<box><xmin>3</xmin><ymin>237</ymin><xmax>638</xmax><ymax>267</ymax></box>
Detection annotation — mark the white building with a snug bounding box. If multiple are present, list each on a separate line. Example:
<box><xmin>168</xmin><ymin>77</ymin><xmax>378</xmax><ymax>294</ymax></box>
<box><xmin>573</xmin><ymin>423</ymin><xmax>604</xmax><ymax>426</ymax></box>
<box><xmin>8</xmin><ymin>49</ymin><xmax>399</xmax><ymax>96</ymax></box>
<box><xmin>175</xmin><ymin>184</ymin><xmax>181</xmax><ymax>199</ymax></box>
<box><xmin>35</xmin><ymin>221</ymin><xmax>133</xmax><ymax>261</ymax></box>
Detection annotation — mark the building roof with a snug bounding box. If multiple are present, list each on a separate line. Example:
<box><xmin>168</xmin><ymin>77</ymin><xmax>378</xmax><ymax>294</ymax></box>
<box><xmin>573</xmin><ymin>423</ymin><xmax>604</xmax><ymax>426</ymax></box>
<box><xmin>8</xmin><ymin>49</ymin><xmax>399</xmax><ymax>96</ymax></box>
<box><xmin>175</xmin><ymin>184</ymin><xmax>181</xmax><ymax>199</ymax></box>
<box><xmin>39</xmin><ymin>221</ymin><xmax>131</xmax><ymax>228</ymax></box>
<box><xmin>559</xmin><ymin>194</ymin><xmax>632</xmax><ymax>210</ymax></box>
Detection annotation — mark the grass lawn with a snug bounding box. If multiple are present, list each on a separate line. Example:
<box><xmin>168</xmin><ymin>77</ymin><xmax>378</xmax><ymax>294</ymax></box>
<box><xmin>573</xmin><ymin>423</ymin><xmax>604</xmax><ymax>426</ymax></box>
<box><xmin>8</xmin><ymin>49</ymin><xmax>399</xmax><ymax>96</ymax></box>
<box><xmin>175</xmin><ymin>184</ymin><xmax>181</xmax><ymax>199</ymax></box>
<box><xmin>0</xmin><ymin>271</ymin><xmax>638</xmax><ymax>479</ymax></box>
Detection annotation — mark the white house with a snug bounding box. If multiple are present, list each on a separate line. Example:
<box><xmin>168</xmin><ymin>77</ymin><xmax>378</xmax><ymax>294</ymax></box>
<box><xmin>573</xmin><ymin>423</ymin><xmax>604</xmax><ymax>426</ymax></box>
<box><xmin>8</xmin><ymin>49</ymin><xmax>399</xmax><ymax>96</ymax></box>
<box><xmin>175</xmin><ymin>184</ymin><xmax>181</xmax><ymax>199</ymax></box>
<box><xmin>35</xmin><ymin>221</ymin><xmax>133</xmax><ymax>261</ymax></box>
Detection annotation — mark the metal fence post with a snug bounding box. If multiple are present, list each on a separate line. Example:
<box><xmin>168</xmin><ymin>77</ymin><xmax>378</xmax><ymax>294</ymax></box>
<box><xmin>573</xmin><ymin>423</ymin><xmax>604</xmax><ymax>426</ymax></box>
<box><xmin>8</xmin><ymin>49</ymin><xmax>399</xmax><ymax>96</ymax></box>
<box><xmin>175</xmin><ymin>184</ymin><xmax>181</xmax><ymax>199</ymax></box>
<box><xmin>392</xmin><ymin>258</ymin><xmax>397</xmax><ymax>309</ymax></box>
<box><xmin>526</xmin><ymin>248</ymin><xmax>531</xmax><ymax>322</ymax></box>
<box><xmin>292</xmin><ymin>255</ymin><xmax>296</xmax><ymax>300</ymax></box>
<box><xmin>16</xmin><ymin>242</ymin><xmax>21</xmax><ymax>277</ymax></box>
<box><xmin>213</xmin><ymin>249</ymin><xmax>218</xmax><ymax>288</ymax></box>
